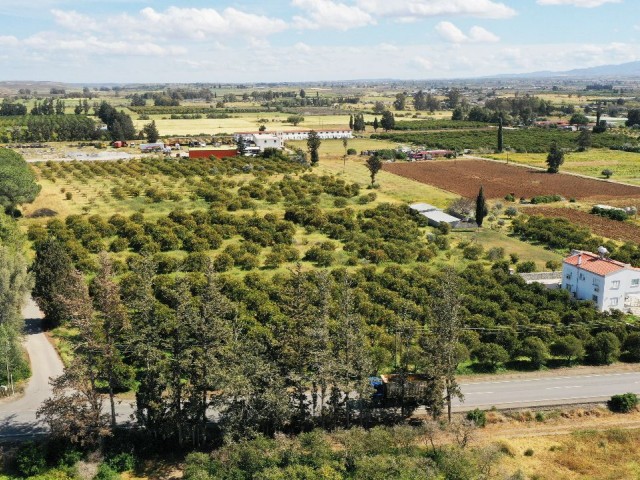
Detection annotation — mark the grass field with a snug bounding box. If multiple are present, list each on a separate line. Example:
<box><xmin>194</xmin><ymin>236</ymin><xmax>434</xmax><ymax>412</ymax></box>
<box><xmin>486</xmin><ymin>148</ymin><xmax>640</xmax><ymax>185</ymax></box>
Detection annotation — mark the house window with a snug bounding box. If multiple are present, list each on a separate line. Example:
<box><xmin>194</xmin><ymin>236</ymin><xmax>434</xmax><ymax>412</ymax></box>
<box><xmin>592</xmin><ymin>295</ymin><xmax>598</xmax><ymax>303</ymax></box>
<box><xmin>610</xmin><ymin>298</ymin><xmax>619</xmax><ymax>306</ymax></box>
<box><xmin>565</xmin><ymin>284</ymin><xmax>571</xmax><ymax>291</ymax></box>
<box><xmin>579</xmin><ymin>273</ymin><xmax>585</xmax><ymax>280</ymax></box>
<box><xmin>592</xmin><ymin>278</ymin><xmax>599</xmax><ymax>285</ymax></box>
<box><xmin>611</xmin><ymin>280</ymin><xmax>620</xmax><ymax>289</ymax></box>
<box><xmin>565</xmin><ymin>273</ymin><xmax>572</xmax><ymax>280</ymax></box>
<box><xmin>632</xmin><ymin>279</ymin><xmax>640</xmax><ymax>287</ymax></box>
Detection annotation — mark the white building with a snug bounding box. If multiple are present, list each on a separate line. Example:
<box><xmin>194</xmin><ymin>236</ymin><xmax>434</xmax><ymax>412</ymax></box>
<box><xmin>562</xmin><ymin>249</ymin><xmax>640</xmax><ymax>312</ymax></box>
<box><xmin>251</xmin><ymin>133</ymin><xmax>283</xmax><ymax>151</ymax></box>
<box><xmin>234</xmin><ymin>129</ymin><xmax>352</xmax><ymax>144</ymax></box>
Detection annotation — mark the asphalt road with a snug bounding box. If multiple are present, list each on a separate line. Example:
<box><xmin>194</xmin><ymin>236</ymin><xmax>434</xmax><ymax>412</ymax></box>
<box><xmin>1</xmin><ymin>298</ymin><xmax>639</xmax><ymax>437</ymax></box>
<box><xmin>453</xmin><ymin>371</ymin><xmax>640</xmax><ymax>411</ymax></box>
<box><xmin>0</xmin><ymin>297</ymin><xmax>64</xmax><ymax>437</ymax></box>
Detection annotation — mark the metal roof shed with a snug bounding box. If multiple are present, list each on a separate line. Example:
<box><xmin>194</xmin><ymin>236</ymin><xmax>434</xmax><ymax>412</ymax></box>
<box><xmin>420</xmin><ymin>211</ymin><xmax>460</xmax><ymax>227</ymax></box>
<box><xmin>409</xmin><ymin>203</ymin><xmax>439</xmax><ymax>213</ymax></box>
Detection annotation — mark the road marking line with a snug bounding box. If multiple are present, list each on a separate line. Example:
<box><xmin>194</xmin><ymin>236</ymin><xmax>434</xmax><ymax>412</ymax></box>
<box><xmin>545</xmin><ymin>386</ymin><xmax>582</xmax><ymax>390</ymax></box>
<box><xmin>465</xmin><ymin>391</ymin><xmax>494</xmax><ymax>395</ymax></box>
<box><xmin>460</xmin><ymin>372</ymin><xmax>640</xmax><ymax>386</ymax></box>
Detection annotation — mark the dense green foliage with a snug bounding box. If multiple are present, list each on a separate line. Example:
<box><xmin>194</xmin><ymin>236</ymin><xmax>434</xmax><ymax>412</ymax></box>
<box><xmin>394</xmin><ymin>120</ymin><xmax>487</xmax><ymax>130</ymax></box>
<box><xmin>0</xmin><ymin>148</ymin><xmax>41</xmax><ymax>213</ymax></box>
<box><xmin>511</xmin><ymin>215</ymin><xmax>640</xmax><ymax>266</ymax></box>
<box><xmin>591</xmin><ymin>206</ymin><xmax>628</xmax><ymax>221</ymax></box>
<box><xmin>608</xmin><ymin>393</ymin><xmax>638</xmax><ymax>413</ymax></box>
<box><xmin>0</xmin><ymin>211</ymin><xmax>32</xmax><ymax>384</ymax></box>
<box><xmin>0</xmin><ymin>115</ymin><xmax>98</xmax><ymax>142</ymax></box>
<box><xmin>181</xmin><ymin>426</ymin><xmax>510</xmax><ymax>480</ymax></box>
<box><xmin>371</xmin><ymin>129</ymin><xmax>632</xmax><ymax>153</ymax></box>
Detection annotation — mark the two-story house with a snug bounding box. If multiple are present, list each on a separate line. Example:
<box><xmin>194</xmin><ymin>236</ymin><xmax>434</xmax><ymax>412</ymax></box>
<box><xmin>562</xmin><ymin>249</ymin><xmax>640</xmax><ymax>312</ymax></box>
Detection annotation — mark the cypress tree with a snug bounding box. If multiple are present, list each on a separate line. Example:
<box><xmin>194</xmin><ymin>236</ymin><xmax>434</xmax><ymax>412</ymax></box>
<box><xmin>475</xmin><ymin>186</ymin><xmax>488</xmax><ymax>228</ymax></box>
<box><xmin>497</xmin><ymin>118</ymin><xmax>503</xmax><ymax>153</ymax></box>
<box><xmin>349</xmin><ymin>115</ymin><xmax>354</xmax><ymax>130</ymax></box>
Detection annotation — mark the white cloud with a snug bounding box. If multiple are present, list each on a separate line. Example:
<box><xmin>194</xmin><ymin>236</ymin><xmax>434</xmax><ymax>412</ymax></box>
<box><xmin>0</xmin><ymin>35</ymin><xmax>19</xmax><ymax>46</ymax></box>
<box><xmin>436</xmin><ymin>21</ymin><xmax>500</xmax><ymax>43</ymax></box>
<box><xmin>50</xmin><ymin>6</ymin><xmax>287</xmax><ymax>40</ymax></box>
<box><xmin>435</xmin><ymin>21</ymin><xmax>467</xmax><ymax>43</ymax></box>
<box><xmin>291</xmin><ymin>0</ymin><xmax>375</xmax><ymax>30</ymax></box>
<box><xmin>294</xmin><ymin>42</ymin><xmax>313</xmax><ymax>52</ymax></box>
<box><xmin>412</xmin><ymin>56</ymin><xmax>433</xmax><ymax>70</ymax></box>
<box><xmin>356</xmin><ymin>0</ymin><xmax>516</xmax><ymax>19</ymax></box>
<box><xmin>537</xmin><ymin>0</ymin><xmax>621</xmax><ymax>7</ymax></box>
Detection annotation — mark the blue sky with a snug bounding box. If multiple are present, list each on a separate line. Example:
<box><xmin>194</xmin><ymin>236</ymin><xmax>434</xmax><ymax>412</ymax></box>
<box><xmin>1</xmin><ymin>0</ymin><xmax>638</xmax><ymax>83</ymax></box>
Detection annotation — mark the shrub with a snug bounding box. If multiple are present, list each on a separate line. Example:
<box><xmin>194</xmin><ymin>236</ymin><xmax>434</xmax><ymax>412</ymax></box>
<box><xmin>607</xmin><ymin>393</ymin><xmax>638</xmax><ymax>413</ymax></box>
<box><xmin>509</xmin><ymin>253</ymin><xmax>519</xmax><ymax>264</ymax></box>
<box><xmin>587</xmin><ymin>331</ymin><xmax>620</xmax><ymax>365</ymax></box>
<box><xmin>524</xmin><ymin>448</ymin><xmax>534</xmax><ymax>457</ymax></box>
<box><xmin>65</xmin><ymin>192</ymin><xmax>73</xmax><ymax>200</ymax></box>
<box><xmin>504</xmin><ymin>193</ymin><xmax>515</xmax><ymax>202</ymax></box>
<box><xmin>530</xmin><ymin>194</ymin><xmax>562</xmax><ymax>204</ymax></box>
<box><xmin>15</xmin><ymin>442</ymin><xmax>47</xmax><ymax>477</ymax></box>
<box><xmin>505</xmin><ymin>206</ymin><xmax>518</xmax><ymax>218</ymax></box>
<box><xmin>462</xmin><ymin>244</ymin><xmax>483</xmax><ymax>260</ymax></box>
<box><xmin>516</xmin><ymin>261</ymin><xmax>536</xmax><ymax>273</ymax></box>
<box><xmin>94</xmin><ymin>463</ymin><xmax>120</xmax><ymax>480</ymax></box>
<box><xmin>347</xmin><ymin>148</ymin><xmax>357</xmax><ymax>155</ymax></box>
<box><xmin>591</xmin><ymin>206</ymin><xmax>628</xmax><ymax>221</ymax></box>
<box><xmin>466</xmin><ymin>409</ymin><xmax>486</xmax><ymax>427</ymax></box>
<box><xmin>601</xmin><ymin>169</ymin><xmax>613</xmax><ymax>179</ymax></box>
<box><xmin>486</xmin><ymin>247</ymin><xmax>505</xmax><ymax>261</ymax></box>
<box><xmin>438</xmin><ymin>222</ymin><xmax>451</xmax><ymax>235</ymax></box>
<box><xmin>334</xmin><ymin>197</ymin><xmax>348</xmax><ymax>208</ymax></box>
<box><xmin>106</xmin><ymin>452</ymin><xmax>136</xmax><ymax>473</ymax></box>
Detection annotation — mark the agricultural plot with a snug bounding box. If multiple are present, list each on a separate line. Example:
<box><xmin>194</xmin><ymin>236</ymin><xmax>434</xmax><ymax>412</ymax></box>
<box><xmin>526</xmin><ymin>206</ymin><xmax>640</xmax><ymax>244</ymax></box>
<box><xmin>487</xmin><ymin>149</ymin><xmax>640</xmax><ymax>186</ymax></box>
<box><xmin>384</xmin><ymin>159</ymin><xmax>640</xmax><ymax>201</ymax></box>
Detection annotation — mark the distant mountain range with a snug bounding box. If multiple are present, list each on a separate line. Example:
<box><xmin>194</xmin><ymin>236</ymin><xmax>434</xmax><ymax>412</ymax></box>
<box><xmin>494</xmin><ymin>60</ymin><xmax>640</xmax><ymax>79</ymax></box>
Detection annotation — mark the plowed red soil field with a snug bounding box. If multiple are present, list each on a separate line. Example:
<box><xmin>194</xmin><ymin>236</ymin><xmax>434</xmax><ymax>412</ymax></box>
<box><xmin>526</xmin><ymin>206</ymin><xmax>640</xmax><ymax>243</ymax></box>
<box><xmin>384</xmin><ymin>159</ymin><xmax>640</xmax><ymax>201</ymax></box>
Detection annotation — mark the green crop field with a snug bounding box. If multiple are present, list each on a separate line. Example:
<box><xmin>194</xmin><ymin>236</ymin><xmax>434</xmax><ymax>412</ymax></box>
<box><xmin>486</xmin><ymin>148</ymin><xmax>640</xmax><ymax>185</ymax></box>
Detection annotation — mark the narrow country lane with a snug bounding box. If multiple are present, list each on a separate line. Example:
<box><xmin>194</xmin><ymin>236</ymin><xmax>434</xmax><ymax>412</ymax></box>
<box><xmin>0</xmin><ymin>297</ymin><xmax>63</xmax><ymax>438</ymax></box>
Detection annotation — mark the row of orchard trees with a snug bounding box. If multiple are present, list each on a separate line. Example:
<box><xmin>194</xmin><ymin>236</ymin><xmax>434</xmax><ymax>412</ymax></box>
<box><xmin>32</xmin><ymin>239</ymin><xmax>464</xmax><ymax>449</ymax></box>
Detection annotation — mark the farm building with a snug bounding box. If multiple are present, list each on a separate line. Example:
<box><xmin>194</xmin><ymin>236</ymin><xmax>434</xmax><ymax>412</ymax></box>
<box><xmin>408</xmin><ymin>203</ymin><xmax>438</xmax><ymax>213</ymax></box>
<box><xmin>189</xmin><ymin>148</ymin><xmax>237</xmax><ymax>159</ymax></box>
<box><xmin>562</xmin><ymin>248</ymin><xmax>640</xmax><ymax>313</ymax></box>
<box><xmin>233</xmin><ymin>129</ymin><xmax>352</xmax><ymax>144</ymax></box>
<box><xmin>409</xmin><ymin>203</ymin><xmax>460</xmax><ymax>227</ymax></box>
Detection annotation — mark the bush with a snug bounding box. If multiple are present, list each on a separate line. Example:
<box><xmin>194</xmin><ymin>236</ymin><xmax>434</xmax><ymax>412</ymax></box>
<box><xmin>607</xmin><ymin>393</ymin><xmax>638</xmax><ymax>413</ymax></box>
<box><xmin>601</xmin><ymin>169</ymin><xmax>613</xmax><ymax>179</ymax></box>
<box><xmin>530</xmin><ymin>194</ymin><xmax>562</xmax><ymax>204</ymax></box>
<box><xmin>504</xmin><ymin>193</ymin><xmax>515</xmax><ymax>202</ymax></box>
<box><xmin>591</xmin><ymin>206</ymin><xmax>628</xmax><ymax>221</ymax></box>
<box><xmin>516</xmin><ymin>261</ymin><xmax>536</xmax><ymax>273</ymax></box>
<box><xmin>65</xmin><ymin>192</ymin><xmax>73</xmax><ymax>200</ymax></box>
<box><xmin>466</xmin><ymin>409</ymin><xmax>486</xmax><ymax>427</ymax></box>
<box><xmin>15</xmin><ymin>442</ymin><xmax>47</xmax><ymax>477</ymax></box>
<box><xmin>505</xmin><ymin>206</ymin><xmax>518</xmax><ymax>218</ymax></box>
<box><xmin>347</xmin><ymin>148</ymin><xmax>357</xmax><ymax>155</ymax></box>
<box><xmin>524</xmin><ymin>448</ymin><xmax>534</xmax><ymax>457</ymax></box>
<box><xmin>106</xmin><ymin>452</ymin><xmax>136</xmax><ymax>473</ymax></box>
<box><xmin>587</xmin><ymin>331</ymin><xmax>620</xmax><ymax>365</ymax></box>
<box><xmin>462</xmin><ymin>244</ymin><xmax>483</xmax><ymax>260</ymax></box>
<box><xmin>94</xmin><ymin>463</ymin><xmax>120</xmax><ymax>480</ymax></box>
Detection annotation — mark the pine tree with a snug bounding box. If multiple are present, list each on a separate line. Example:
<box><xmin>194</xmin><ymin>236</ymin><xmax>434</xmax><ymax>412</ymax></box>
<box><xmin>143</xmin><ymin>120</ymin><xmax>159</xmax><ymax>143</ymax></box>
<box><xmin>475</xmin><ymin>186</ymin><xmax>488</xmax><ymax>227</ymax></box>
<box><xmin>373</xmin><ymin>117</ymin><xmax>379</xmax><ymax>132</ymax></box>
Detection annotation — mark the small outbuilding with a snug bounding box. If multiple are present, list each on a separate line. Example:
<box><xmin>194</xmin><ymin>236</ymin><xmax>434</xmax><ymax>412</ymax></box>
<box><xmin>419</xmin><ymin>210</ymin><xmax>460</xmax><ymax>227</ymax></box>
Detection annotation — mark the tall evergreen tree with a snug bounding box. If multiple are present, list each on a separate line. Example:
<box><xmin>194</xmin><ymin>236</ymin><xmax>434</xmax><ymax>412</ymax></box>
<box><xmin>546</xmin><ymin>141</ymin><xmax>565</xmax><ymax>173</ymax></box>
<box><xmin>373</xmin><ymin>117</ymin><xmax>379</xmax><ymax>132</ymax></box>
<box><xmin>497</xmin><ymin>118</ymin><xmax>504</xmax><ymax>153</ymax></box>
<box><xmin>307</xmin><ymin>130</ymin><xmax>321</xmax><ymax>166</ymax></box>
<box><xmin>475</xmin><ymin>186</ymin><xmax>488</xmax><ymax>228</ymax></box>
<box><xmin>380</xmin><ymin>110</ymin><xmax>395</xmax><ymax>131</ymax></box>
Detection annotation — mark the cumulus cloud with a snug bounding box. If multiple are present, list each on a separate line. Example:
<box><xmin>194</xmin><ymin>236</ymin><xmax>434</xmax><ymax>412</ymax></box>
<box><xmin>356</xmin><ymin>0</ymin><xmax>516</xmax><ymax>19</ymax></box>
<box><xmin>291</xmin><ymin>0</ymin><xmax>375</xmax><ymax>30</ymax></box>
<box><xmin>51</xmin><ymin>6</ymin><xmax>287</xmax><ymax>40</ymax></box>
<box><xmin>537</xmin><ymin>0</ymin><xmax>621</xmax><ymax>7</ymax></box>
<box><xmin>436</xmin><ymin>22</ymin><xmax>500</xmax><ymax>43</ymax></box>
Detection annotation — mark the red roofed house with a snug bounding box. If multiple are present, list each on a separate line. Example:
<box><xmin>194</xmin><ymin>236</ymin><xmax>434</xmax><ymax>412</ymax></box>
<box><xmin>562</xmin><ymin>249</ymin><xmax>640</xmax><ymax>312</ymax></box>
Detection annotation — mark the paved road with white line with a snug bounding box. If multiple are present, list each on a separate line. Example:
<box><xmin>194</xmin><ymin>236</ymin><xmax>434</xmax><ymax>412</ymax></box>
<box><xmin>453</xmin><ymin>371</ymin><xmax>640</xmax><ymax>411</ymax></box>
<box><xmin>0</xmin><ymin>297</ymin><xmax>638</xmax><ymax>437</ymax></box>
